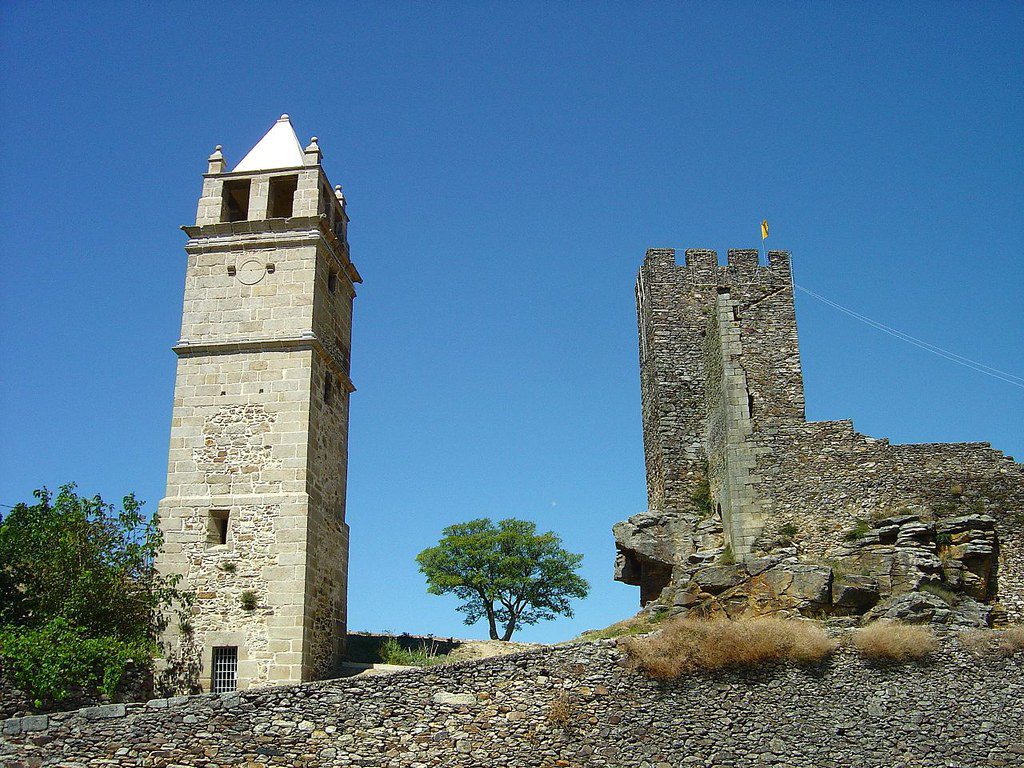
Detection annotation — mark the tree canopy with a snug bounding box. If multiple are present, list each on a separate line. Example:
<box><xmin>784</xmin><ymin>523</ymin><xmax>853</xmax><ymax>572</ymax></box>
<box><xmin>0</xmin><ymin>484</ymin><xmax>188</xmax><ymax>704</ymax></box>
<box><xmin>416</xmin><ymin>518</ymin><xmax>589</xmax><ymax>641</ymax></box>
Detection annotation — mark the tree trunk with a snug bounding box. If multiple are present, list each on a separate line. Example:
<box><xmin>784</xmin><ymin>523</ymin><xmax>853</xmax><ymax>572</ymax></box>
<box><xmin>485</xmin><ymin>601</ymin><xmax>499</xmax><ymax>640</ymax></box>
<box><xmin>500</xmin><ymin>614</ymin><xmax>517</xmax><ymax>642</ymax></box>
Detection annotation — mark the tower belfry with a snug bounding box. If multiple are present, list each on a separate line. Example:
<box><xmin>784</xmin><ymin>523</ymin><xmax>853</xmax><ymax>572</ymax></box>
<box><xmin>157</xmin><ymin>115</ymin><xmax>360</xmax><ymax>691</ymax></box>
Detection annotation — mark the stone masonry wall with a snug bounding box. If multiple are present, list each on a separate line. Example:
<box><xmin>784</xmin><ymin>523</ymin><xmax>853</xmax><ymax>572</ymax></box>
<box><xmin>302</xmin><ymin>353</ymin><xmax>351</xmax><ymax>679</ymax></box>
<box><xmin>157</xmin><ymin>347</ymin><xmax>318</xmax><ymax>690</ymax></box>
<box><xmin>3</xmin><ymin>638</ymin><xmax>1021</xmax><ymax>768</ymax></box>
<box><xmin>755</xmin><ymin>420</ymin><xmax>1024</xmax><ymax>620</ymax></box>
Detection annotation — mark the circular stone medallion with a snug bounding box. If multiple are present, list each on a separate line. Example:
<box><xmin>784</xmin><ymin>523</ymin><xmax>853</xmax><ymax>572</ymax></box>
<box><xmin>236</xmin><ymin>259</ymin><xmax>267</xmax><ymax>285</ymax></box>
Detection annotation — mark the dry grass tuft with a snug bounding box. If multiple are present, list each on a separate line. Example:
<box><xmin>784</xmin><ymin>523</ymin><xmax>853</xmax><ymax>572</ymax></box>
<box><xmin>853</xmin><ymin>621</ymin><xmax>937</xmax><ymax>662</ymax></box>
<box><xmin>620</xmin><ymin>616</ymin><xmax>836</xmax><ymax>679</ymax></box>
<box><xmin>547</xmin><ymin>691</ymin><xmax>573</xmax><ymax>730</ymax></box>
<box><xmin>962</xmin><ymin>626</ymin><xmax>1024</xmax><ymax>658</ymax></box>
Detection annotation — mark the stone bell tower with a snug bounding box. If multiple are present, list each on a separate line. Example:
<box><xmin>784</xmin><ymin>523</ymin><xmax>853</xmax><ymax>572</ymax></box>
<box><xmin>156</xmin><ymin>115</ymin><xmax>361</xmax><ymax>692</ymax></box>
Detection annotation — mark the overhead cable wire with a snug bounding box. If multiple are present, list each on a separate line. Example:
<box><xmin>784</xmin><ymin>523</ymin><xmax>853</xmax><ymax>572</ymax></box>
<box><xmin>793</xmin><ymin>283</ymin><xmax>1024</xmax><ymax>390</ymax></box>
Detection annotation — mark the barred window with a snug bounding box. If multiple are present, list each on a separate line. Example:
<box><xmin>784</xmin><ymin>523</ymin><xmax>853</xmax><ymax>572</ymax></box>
<box><xmin>211</xmin><ymin>646</ymin><xmax>238</xmax><ymax>693</ymax></box>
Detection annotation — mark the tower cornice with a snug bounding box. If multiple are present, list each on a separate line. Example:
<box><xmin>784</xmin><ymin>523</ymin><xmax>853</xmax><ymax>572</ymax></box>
<box><xmin>172</xmin><ymin>332</ymin><xmax>356</xmax><ymax>392</ymax></box>
<box><xmin>182</xmin><ymin>217</ymin><xmax>361</xmax><ymax>286</ymax></box>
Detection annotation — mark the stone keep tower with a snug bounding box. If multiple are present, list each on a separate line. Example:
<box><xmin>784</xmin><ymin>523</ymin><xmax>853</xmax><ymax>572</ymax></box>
<box><xmin>616</xmin><ymin>247</ymin><xmax>1024</xmax><ymax>622</ymax></box>
<box><xmin>617</xmin><ymin>248</ymin><xmax>802</xmax><ymax>602</ymax></box>
<box><xmin>156</xmin><ymin>116</ymin><xmax>361</xmax><ymax>692</ymax></box>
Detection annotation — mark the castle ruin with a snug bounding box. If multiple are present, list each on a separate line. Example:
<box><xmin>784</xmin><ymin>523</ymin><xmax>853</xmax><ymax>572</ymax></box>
<box><xmin>155</xmin><ymin>116</ymin><xmax>359</xmax><ymax>692</ymax></box>
<box><xmin>615</xmin><ymin>247</ymin><xmax>1024</xmax><ymax>624</ymax></box>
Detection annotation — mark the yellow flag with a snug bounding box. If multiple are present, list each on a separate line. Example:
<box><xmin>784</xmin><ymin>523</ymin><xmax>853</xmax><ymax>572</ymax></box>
<box><xmin>761</xmin><ymin>219</ymin><xmax>769</xmax><ymax>240</ymax></box>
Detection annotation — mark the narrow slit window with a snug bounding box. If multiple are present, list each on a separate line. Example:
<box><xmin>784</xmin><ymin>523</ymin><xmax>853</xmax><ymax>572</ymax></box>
<box><xmin>267</xmin><ymin>174</ymin><xmax>298</xmax><ymax>218</ymax></box>
<box><xmin>328</xmin><ymin>271</ymin><xmax>338</xmax><ymax>294</ymax></box>
<box><xmin>222</xmin><ymin>180</ymin><xmax>251</xmax><ymax>222</ymax></box>
<box><xmin>211</xmin><ymin>646</ymin><xmax>238</xmax><ymax>693</ymax></box>
<box><xmin>320</xmin><ymin>185</ymin><xmax>334</xmax><ymax>217</ymax></box>
<box><xmin>747</xmin><ymin>391</ymin><xmax>755</xmax><ymax>418</ymax></box>
<box><xmin>323</xmin><ymin>375</ymin><xmax>333</xmax><ymax>404</ymax></box>
<box><xmin>208</xmin><ymin>509</ymin><xmax>230</xmax><ymax>547</ymax></box>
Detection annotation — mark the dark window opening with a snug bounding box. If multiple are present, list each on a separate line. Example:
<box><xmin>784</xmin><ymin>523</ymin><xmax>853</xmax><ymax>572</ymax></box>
<box><xmin>747</xmin><ymin>391</ymin><xmax>755</xmax><ymax>418</ymax></box>
<box><xmin>716</xmin><ymin>287</ymin><xmax>730</xmax><ymax>295</ymax></box>
<box><xmin>732</xmin><ymin>306</ymin><xmax>740</xmax><ymax>322</ymax></box>
<box><xmin>328</xmin><ymin>271</ymin><xmax>338</xmax><ymax>294</ymax></box>
<box><xmin>211</xmin><ymin>646</ymin><xmax>238</xmax><ymax>693</ymax></box>
<box><xmin>320</xmin><ymin>186</ymin><xmax>334</xmax><ymax>217</ymax></box>
<box><xmin>222</xmin><ymin>180</ymin><xmax>251</xmax><ymax>222</ymax></box>
<box><xmin>208</xmin><ymin>509</ymin><xmax>230</xmax><ymax>546</ymax></box>
<box><xmin>323</xmin><ymin>375</ymin><xmax>333</xmax><ymax>404</ymax></box>
<box><xmin>267</xmin><ymin>175</ymin><xmax>298</xmax><ymax>218</ymax></box>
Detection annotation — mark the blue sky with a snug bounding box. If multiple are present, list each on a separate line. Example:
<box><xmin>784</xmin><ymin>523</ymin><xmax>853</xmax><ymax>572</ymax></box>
<box><xmin>1</xmin><ymin>2</ymin><xmax>1021</xmax><ymax>643</ymax></box>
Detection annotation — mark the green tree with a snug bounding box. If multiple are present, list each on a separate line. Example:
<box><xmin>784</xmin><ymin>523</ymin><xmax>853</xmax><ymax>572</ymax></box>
<box><xmin>0</xmin><ymin>484</ymin><xmax>189</xmax><ymax>704</ymax></box>
<box><xmin>416</xmin><ymin>518</ymin><xmax>589</xmax><ymax>641</ymax></box>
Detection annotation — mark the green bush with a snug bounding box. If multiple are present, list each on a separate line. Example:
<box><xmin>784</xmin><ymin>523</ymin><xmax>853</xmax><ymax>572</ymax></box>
<box><xmin>689</xmin><ymin>471</ymin><xmax>714</xmax><ymax>518</ymax></box>
<box><xmin>719</xmin><ymin>544</ymin><xmax>735</xmax><ymax>565</ymax></box>
<box><xmin>843</xmin><ymin>519</ymin><xmax>872</xmax><ymax>541</ymax></box>
<box><xmin>0</xmin><ymin>484</ymin><xmax>191</xmax><ymax>705</ymax></box>
<box><xmin>920</xmin><ymin>582</ymin><xmax>958</xmax><ymax>606</ymax></box>
<box><xmin>0</xmin><ymin>618</ymin><xmax>152</xmax><ymax>705</ymax></box>
<box><xmin>379</xmin><ymin>637</ymin><xmax>448</xmax><ymax>667</ymax></box>
<box><xmin>779</xmin><ymin>522</ymin><xmax>799</xmax><ymax>540</ymax></box>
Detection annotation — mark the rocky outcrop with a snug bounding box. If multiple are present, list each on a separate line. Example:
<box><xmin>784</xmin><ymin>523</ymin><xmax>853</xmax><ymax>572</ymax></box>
<box><xmin>644</xmin><ymin>514</ymin><xmax>1003</xmax><ymax>627</ymax></box>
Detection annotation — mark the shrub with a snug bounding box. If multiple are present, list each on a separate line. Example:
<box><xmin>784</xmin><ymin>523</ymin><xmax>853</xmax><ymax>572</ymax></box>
<box><xmin>843</xmin><ymin>519</ymin><xmax>872</xmax><ymax>541</ymax></box>
<box><xmin>578</xmin><ymin>609</ymin><xmax>670</xmax><ymax>641</ymax></box>
<box><xmin>547</xmin><ymin>691</ymin><xmax>573</xmax><ymax>730</ymax></box>
<box><xmin>379</xmin><ymin>637</ymin><xmax>448</xmax><ymax>667</ymax></box>
<box><xmin>920</xmin><ymin>582</ymin><xmax>957</xmax><ymax>605</ymax></box>
<box><xmin>779</xmin><ymin>522</ymin><xmax>799</xmax><ymax>540</ymax></box>
<box><xmin>719</xmin><ymin>545</ymin><xmax>736</xmax><ymax>565</ymax></box>
<box><xmin>0</xmin><ymin>618</ymin><xmax>152</xmax><ymax>705</ymax></box>
<box><xmin>239</xmin><ymin>591</ymin><xmax>258</xmax><ymax>611</ymax></box>
<box><xmin>620</xmin><ymin>617</ymin><xmax>836</xmax><ymax>679</ymax></box>
<box><xmin>218</xmin><ymin>561</ymin><xmax>237</xmax><ymax>574</ymax></box>
<box><xmin>689</xmin><ymin>470</ymin><xmax>714</xmax><ymax>517</ymax></box>
<box><xmin>853</xmin><ymin>622</ymin><xmax>937</xmax><ymax>662</ymax></box>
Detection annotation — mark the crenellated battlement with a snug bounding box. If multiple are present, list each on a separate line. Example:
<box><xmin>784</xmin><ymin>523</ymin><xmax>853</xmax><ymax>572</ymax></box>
<box><xmin>643</xmin><ymin>247</ymin><xmax>792</xmax><ymax>286</ymax></box>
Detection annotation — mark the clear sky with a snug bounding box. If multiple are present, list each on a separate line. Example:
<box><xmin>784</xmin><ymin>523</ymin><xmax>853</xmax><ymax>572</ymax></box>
<box><xmin>1</xmin><ymin>2</ymin><xmax>1021</xmax><ymax>643</ymax></box>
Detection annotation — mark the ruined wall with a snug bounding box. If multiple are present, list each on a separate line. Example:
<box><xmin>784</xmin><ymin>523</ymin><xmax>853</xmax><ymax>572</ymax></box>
<box><xmin>755</xmin><ymin>421</ymin><xmax>1024</xmax><ymax>620</ymax></box>
<box><xmin>616</xmin><ymin>246</ymin><xmax>1024</xmax><ymax>622</ymax></box>
<box><xmin>4</xmin><ymin>638</ymin><xmax>1022</xmax><ymax>768</ymax></box>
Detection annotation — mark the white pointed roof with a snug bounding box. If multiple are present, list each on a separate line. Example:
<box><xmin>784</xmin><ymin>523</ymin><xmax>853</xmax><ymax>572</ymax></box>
<box><xmin>232</xmin><ymin>115</ymin><xmax>305</xmax><ymax>172</ymax></box>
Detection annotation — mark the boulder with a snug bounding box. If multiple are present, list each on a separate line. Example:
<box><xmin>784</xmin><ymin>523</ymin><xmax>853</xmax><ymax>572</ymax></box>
<box><xmin>863</xmin><ymin>591</ymin><xmax>991</xmax><ymax>628</ymax></box>
<box><xmin>832</xmin><ymin>575</ymin><xmax>880</xmax><ymax>611</ymax></box>
<box><xmin>692</xmin><ymin>565</ymin><xmax>745</xmax><ymax>595</ymax></box>
<box><xmin>764</xmin><ymin>563</ymin><xmax>833</xmax><ymax>606</ymax></box>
